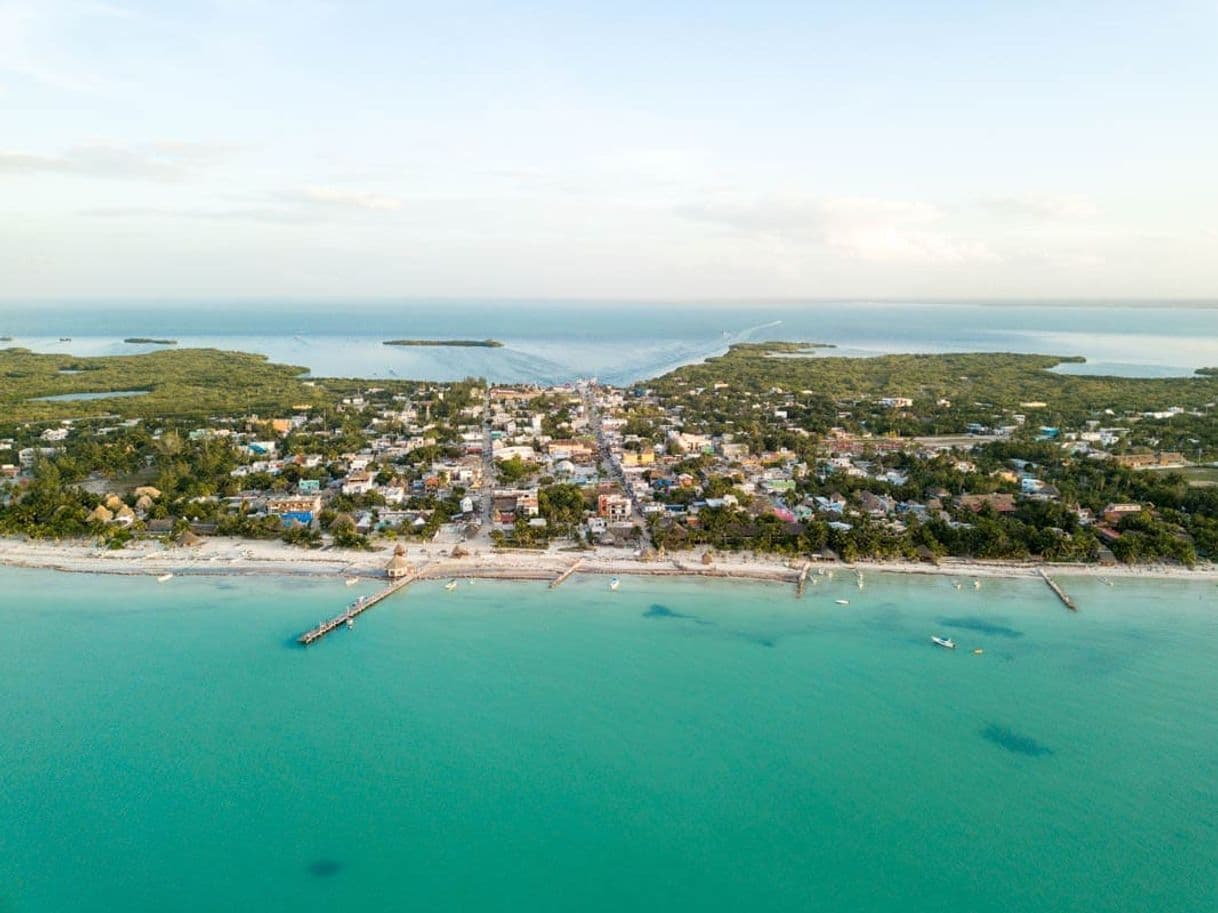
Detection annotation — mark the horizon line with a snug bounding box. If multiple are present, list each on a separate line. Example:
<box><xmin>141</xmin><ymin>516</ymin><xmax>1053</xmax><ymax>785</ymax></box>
<box><xmin>2</xmin><ymin>296</ymin><xmax>1217</xmax><ymax>307</ymax></box>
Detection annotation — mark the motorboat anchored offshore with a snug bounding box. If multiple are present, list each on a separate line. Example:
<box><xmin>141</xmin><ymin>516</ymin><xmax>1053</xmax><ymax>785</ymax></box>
<box><xmin>931</xmin><ymin>635</ymin><xmax>956</xmax><ymax>650</ymax></box>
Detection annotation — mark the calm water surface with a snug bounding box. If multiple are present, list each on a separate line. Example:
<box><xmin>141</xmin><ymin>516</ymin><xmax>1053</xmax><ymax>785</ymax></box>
<box><xmin>0</xmin><ymin>567</ymin><xmax>1215</xmax><ymax>912</ymax></box>
<box><xmin>2</xmin><ymin>300</ymin><xmax>1216</xmax><ymax>382</ymax></box>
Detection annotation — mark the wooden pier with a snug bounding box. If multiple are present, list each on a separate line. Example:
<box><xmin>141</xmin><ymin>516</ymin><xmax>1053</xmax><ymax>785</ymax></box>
<box><xmin>298</xmin><ymin>573</ymin><xmax>417</xmax><ymax>646</ymax></box>
<box><xmin>796</xmin><ymin>561</ymin><xmax>811</xmax><ymax>597</ymax></box>
<box><xmin>1037</xmin><ymin>568</ymin><xmax>1077</xmax><ymax>611</ymax></box>
<box><xmin>550</xmin><ymin>559</ymin><xmax>582</xmax><ymax>589</ymax></box>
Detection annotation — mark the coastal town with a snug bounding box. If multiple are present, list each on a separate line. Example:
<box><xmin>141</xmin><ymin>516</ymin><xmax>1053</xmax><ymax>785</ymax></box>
<box><xmin>2</xmin><ymin>344</ymin><xmax>1217</xmax><ymax>581</ymax></box>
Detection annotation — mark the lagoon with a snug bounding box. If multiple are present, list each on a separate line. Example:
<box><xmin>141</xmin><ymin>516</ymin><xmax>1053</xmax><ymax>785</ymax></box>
<box><xmin>1</xmin><ymin>566</ymin><xmax>1215</xmax><ymax>912</ymax></box>
<box><xmin>29</xmin><ymin>389</ymin><xmax>150</xmax><ymax>402</ymax></box>
<box><xmin>3</xmin><ymin>299</ymin><xmax>1216</xmax><ymax>383</ymax></box>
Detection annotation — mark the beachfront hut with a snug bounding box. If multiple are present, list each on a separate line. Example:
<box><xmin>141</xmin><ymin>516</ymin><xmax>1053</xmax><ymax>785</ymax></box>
<box><xmin>175</xmin><ymin>530</ymin><xmax>203</xmax><ymax>548</ymax></box>
<box><xmin>386</xmin><ymin>543</ymin><xmax>413</xmax><ymax>579</ymax></box>
<box><xmin>104</xmin><ymin>494</ymin><xmax>125</xmax><ymax>511</ymax></box>
<box><xmin>701</xmin><ymin>550</ymin><xmax>715</xmax><ymax>566</ymax></box>
<box><xmin>133</xmin><ymin>486</ymin><xmax>162</xmax><ymax>500</ymax></box>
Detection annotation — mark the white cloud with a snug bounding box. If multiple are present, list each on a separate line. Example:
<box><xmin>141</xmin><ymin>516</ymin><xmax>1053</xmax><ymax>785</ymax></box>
<box><xmin>983</xmin><ymin>193</ymin><xmax>1099</xmax><ymax>220</ymax></box>
<box><xmin>276</xmin><ymin>185</ymin><xmax>403</xmax><ymax>211</ymax></box>
<box><xmin>0</xmin><ymin>140</ymin><xmax>226</xmax><ymax>181</ymax></box>
<box><xmin>81</xmin><ymin>184</ymin><xmax>405</xmax><ymax>222</ymax></box>
<box><xmin>678</xmin><ymin>195</ymin><xmax>998</xmax><ymax>264</ymax></box>
<box><xmin>81</xmin><ymin>205</ymin><xmax>316</xmax><ymax>224</ymax></box>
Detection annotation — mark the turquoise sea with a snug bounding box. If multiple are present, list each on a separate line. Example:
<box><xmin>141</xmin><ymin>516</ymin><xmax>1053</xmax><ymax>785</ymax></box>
<box><xmin>1</xmin><ymin>566</ymin><xmax>1215</xmax><ymax>912</ymax></box>
<box><xmin>2</xmin><ymin>299</ymin><xmax>1216</xmax><ymax>383</ymax></box>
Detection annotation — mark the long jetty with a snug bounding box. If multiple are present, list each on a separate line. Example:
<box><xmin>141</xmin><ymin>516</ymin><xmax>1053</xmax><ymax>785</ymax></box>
<box><xmin>1037</xmin><ymin>568</ymin><xmax>1077</xmax><ymax>611</ymax></box>
<box><xmin>796</xmin><ymin>561</ymin><xmax>811</xmax><ymax>597</ymax></box>
<box><xmin>298</xmin><ymin>572</ymin><xmax>417</xmax><ymax>646</ymax></box>
<box><xmin>550</xmin><ymin>559</ymin><xmax>582</xmax><ymax>589</ymax></box>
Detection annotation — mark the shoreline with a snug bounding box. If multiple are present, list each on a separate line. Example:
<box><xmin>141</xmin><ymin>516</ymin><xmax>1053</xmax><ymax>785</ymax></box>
<box><xmin>2</xmin><ymin>537</ymin><xmax>1215</xmax><ymax>587</ymax></box>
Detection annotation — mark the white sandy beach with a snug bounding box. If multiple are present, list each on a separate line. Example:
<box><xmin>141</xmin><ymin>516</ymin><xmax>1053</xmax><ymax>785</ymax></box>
<box><xmin>2</xmin><ymin>536</ymin><xmax>1216</xmax><ymax>588</ymax></box>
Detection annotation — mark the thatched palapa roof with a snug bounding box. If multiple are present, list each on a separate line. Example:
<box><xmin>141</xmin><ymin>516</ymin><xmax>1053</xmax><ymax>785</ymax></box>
<box><xmin>386</xmin><ymin>542</ymin><xmax>413</xmax><ymax>578</ymax></box>
<box><xmin>87</xmin><ymin>505</ymin><xmax>114</xmax><ymax>524</ymax></box>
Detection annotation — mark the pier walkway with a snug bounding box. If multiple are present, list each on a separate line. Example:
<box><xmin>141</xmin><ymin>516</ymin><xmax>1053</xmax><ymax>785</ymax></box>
<box><xmin>1038</xmin><ymin>568</ymin><xmax>1077</xmax><ymax>611</ymax></box>
<box><xmin>298</xmin><ymin>572</ymin><xmax>418</xmax><ymax>646</ymax></box>
<box><xmin>796</xmin><ymin>561</ymin><xmax>811</xmax><ymax>597</ymax></box>
<box><xmin>550</xmin><ymin>560</ymin><xmax>582</xmax><ymax>589</ymax></box>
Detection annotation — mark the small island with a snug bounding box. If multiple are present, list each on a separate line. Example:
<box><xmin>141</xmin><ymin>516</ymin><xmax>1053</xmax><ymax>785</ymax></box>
<box><xmin>124</xmin><ymin>338</ymin><xmax>178</xmax><ymax>345</ymax></box>
<box><xmin>383</xmin><ymin>338</ymin><xmax>503</xmax><ymax>348</ymax></box>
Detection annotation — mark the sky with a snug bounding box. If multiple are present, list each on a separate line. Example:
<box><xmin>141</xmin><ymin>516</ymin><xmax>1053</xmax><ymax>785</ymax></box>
<box><xmin>2</xmin><ymin>0</ymin><xmax>1217</xmax><ymax>300</ymax></box>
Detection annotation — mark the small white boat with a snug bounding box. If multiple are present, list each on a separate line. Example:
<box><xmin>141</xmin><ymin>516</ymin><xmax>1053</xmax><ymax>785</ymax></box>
<box><xmin>156</xmin><ymin>573</ymin><xmax>174</xmax><ymax>583</ymax></box>
<box><xmin>931</xmin><ymin>635</ymin><xmax>956</xmax><ymax>650</ymax></box>
<box><xmin>444</xmin><ymin>579</ymin><xmax>458</xmax><ymax>591</ymax></box>
<box><xmin>345</xmin><ymin>577</ymin><xmax>359</xmax><ymax>587</ymax></box>
<box><xmin>609</xmin><ymin>577</ymin><xmax>620</xmax><ymax>591</ymax></box>
<box><xmin>972</xmin><ymin>648</ymin><xmax>984</xmax><ymax>655</ymax></box>
<box><xmin>953</xmin><ymin>581</ymin><xmax>962</xmax><ymax>591</ymax></box>
<box><xmin>973</xmin><ymin>579</ymin><xmax>981</xmax><ymax>590</ymax></box>
<box><xmin>346</xmin><ymin>618</ymin><xmax>354</xmax><ymax>629</ymax></box>
<box><xmin>857</xmin><ymin>579</ymin><xmax>864</xmax><ymax>590</ymax></box>
<box><xmin>835</xmin><ymin>599</ymin><xmax>850</xmax><ymax>606</ymax></box>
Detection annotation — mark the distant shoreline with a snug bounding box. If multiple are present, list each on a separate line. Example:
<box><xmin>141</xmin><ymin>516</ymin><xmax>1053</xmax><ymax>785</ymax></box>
<box><xmin>383</xmin><ymin>338</ymin><xmax>503</xmax><ymax>348</ymax></box>
<box><xmin>123</xmin><ymin>337</ymin><xmax>178</xmax><ymax>345</ymax></box>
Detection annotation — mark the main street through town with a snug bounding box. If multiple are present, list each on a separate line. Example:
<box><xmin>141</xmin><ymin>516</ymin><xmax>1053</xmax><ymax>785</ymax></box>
<box><xmin>580</xmin><ymin>381</ymin><xmax>651</xmax><ymax>549</ymax></box>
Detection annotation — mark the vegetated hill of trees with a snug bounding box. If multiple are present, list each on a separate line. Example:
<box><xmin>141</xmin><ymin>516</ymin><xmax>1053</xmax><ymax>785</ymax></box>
<box><xmin>0</xmin><ymin>348</ymin><xmax>327</xmax><ymax>426</ymax></box>
<box><xmin>0</xmin><ymin>348</ymin><xmax>488</xmax><ymax>430</ymax></box>
<box><xmin>652</xmin><ymin>343</ymin><xmax>1218</xmax><ymax>434</ymax></box>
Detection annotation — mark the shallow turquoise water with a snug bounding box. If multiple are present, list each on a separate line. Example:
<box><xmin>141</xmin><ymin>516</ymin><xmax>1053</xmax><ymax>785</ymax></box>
<box><xmin>4</xmin><ymin>300</ymin><xmax>1217</xmax><ymax>381</ymax></box>
<box><xmin>0</xmin><ymin>568</ymin><xmax>1215</xmax><ymax>912</ymax></box>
